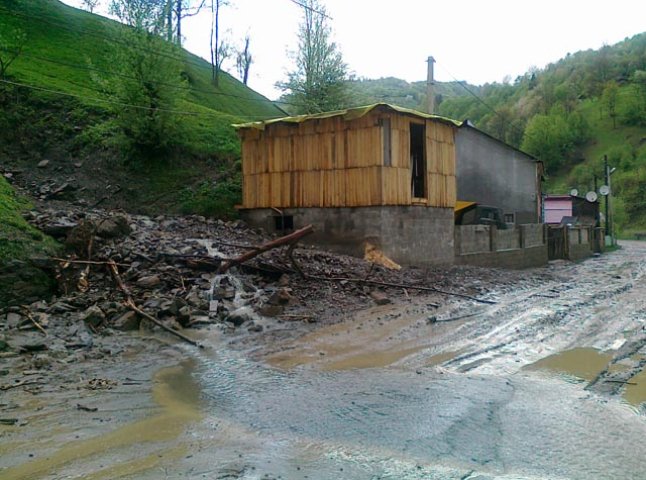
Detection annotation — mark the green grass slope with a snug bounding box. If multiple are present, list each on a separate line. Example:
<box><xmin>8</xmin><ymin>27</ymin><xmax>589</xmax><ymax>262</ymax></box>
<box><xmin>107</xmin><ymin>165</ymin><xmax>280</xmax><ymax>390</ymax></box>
<box><xmin>0</xmin><ymin>0</ymin><xmax>283</xmax><ymax>121</ymax></box>
<box><xmin>0</xmin><ymin>0</ymin><xmax>286</xmax><ymax>218</ymax></box>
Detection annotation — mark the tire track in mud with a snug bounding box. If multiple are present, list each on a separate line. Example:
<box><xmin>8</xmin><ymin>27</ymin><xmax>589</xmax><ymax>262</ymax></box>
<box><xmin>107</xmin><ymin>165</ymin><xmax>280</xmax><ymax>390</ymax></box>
<box><xmin>441</xmin><ymin>243</ymin><xmax>646</xmax><ymax>376</ymax></box>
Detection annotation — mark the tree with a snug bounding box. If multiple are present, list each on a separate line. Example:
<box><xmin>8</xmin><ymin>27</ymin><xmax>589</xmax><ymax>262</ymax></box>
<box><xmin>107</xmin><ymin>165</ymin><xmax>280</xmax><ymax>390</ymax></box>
<box><xmin>0</xmin><ymin>26</ymin><xmax>26</xmax><ymax>80</ymax></box>
<box><xmin>167</xmin><ymin>0</ymin><xmax>207</xmax><ymax>46</ymax></box>
<box><xmin>109</xmin><ymin>0</ymin><xmax>168</xmax><ymax>33</ymax></box>
<box><xmin>601</xmin><ymin>81</ymin><xmax>619</xmax><ymax>128</ymax></box>
<box><xmin>92</xmin><ymin>27</ymin><xmax>187</xmax><ymax>160</ymax></box>
<box><xmin>620</xmin><ymin>70</ymin><xmax>646</xmax><ymax>126</ymax></box>
<box><xmin>236</xmin><ymin>34</ymin><xmax>252</xmax><ymax>85</ymax></box>
<box><xmin>81</xmin><ymin>0</ymin><xmax>101</xmax><ymax>13</ymax></box>
<box><xmin>210</xmin><ymin>0</ymin><xmax>230</xmax><ymax>86</ymax></box>
<box><xmin>277</xmin><ymin>0</ymin><xmax>348</xmax><ymax>113</ymax></box>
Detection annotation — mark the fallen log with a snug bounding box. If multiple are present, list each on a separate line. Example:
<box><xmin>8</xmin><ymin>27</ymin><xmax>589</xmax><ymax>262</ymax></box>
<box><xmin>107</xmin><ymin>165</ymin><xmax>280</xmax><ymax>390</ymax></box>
<box><xmin>217</xmin><ymin>224</ymin><xmax>314</xmax><ymax>274</ymax></box>
<box><xmin>107</xmin><ymin>260</ymin><xmax>203</xmax><ymax>348</ymax></box>
<box><xmin>21</xmin><ymin>308</ymin><xmax>47</xmax><ymax>336</ymax></box>
<box><xmin>293</xmin><ymin>273</ymin><xmax>493</xmax><ymax>305</ymax></box>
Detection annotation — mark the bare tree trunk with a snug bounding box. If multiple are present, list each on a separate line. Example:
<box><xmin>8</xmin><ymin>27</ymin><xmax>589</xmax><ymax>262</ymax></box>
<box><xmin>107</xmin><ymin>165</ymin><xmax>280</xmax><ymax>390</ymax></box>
<box><xmin>166</xmin><ymin>0</ymin><xmax>173</xmax><ymax>42</ymax></box>
<box><xmin>214</xmin><ymin>0</ymin><xmax>220</xmax><ymax>86</ymax></box>
<box><xmin>210</xmin><ymin>0</ymin><xmax>216</xmax><ymax>82</ymax></box>
<box><xmin>176</xmin><ymin>0</ymin><xmax>182</xmax><ymax>46</ymax></box>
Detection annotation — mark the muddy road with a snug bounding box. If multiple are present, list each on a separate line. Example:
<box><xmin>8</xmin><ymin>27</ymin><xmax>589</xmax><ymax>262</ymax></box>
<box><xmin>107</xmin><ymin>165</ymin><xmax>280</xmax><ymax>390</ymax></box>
<box><xmin>2</xmin><ymin>242</ymin><xmax>646</xmax><ymax>479</ymax></box>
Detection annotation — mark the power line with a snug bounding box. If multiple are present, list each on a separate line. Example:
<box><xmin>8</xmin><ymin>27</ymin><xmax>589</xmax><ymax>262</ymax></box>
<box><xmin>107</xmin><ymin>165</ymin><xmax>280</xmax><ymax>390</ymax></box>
<box><xmin>0</xmin><ymin>46</ymin><xmax>302</xmax><ymax>108</ymax></box>
<box><xmin>0</xmin><ymin>6</ymin><xmax>299</xmax><ymax>110</ymax></box>
<box><xmin>0</xmin><ymin>77</ymin><xmax>285</xmax><ymax>121</ymax></box>
<box><xmin>287</xmin><ymin>0</ymin><xmax>332</xmax><ymax>19</ymax></box>
<box><xmin>435</xmin><ymin>61</ymin><xmax>527</xmax><ymax>141</ymax></box>
<box><xmin>0</xmin><ymin>6</ymin><xmax>208</xmax><ymax>70</ymax></box>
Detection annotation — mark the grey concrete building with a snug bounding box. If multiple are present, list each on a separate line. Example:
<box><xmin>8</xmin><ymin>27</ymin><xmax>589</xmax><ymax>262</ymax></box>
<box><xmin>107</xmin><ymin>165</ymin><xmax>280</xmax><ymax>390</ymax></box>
<box><xmin>455</xmin><ymin>122</ymin><xmax>543</xmax><ymax>224</ymax></box>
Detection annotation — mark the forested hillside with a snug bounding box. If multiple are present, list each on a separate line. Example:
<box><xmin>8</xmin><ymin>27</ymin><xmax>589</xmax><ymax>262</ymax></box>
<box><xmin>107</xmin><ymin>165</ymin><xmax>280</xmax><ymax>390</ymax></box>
<box><xmin>345</xmin><ymin>77</ymin><xmax>476</xmax><ymax>112</ymax></box>
<box><xmin>436</xmin><ymin>33</ymin><xmax>646</xmax><ymax>233</ymax></box>
<box><xmin>0</xmin><ymin>0</ymin><xmax>283</xmax><ymax>217</ymax></box>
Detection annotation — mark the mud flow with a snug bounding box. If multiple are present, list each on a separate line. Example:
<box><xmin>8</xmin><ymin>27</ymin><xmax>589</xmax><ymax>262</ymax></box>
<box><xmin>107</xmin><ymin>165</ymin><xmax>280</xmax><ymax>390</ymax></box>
<box><xmin>2</xmin><ymin>242</ymin><xmax>646</xmax><ymax>479</ymax></box>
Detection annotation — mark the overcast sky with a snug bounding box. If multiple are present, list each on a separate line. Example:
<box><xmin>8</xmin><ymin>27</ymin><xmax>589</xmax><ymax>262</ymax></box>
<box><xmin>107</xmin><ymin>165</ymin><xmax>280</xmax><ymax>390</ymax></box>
<box><xmin>62</xmin><ymin>0</ymin><xmax>646</xmax><ymax>100</ymax></box>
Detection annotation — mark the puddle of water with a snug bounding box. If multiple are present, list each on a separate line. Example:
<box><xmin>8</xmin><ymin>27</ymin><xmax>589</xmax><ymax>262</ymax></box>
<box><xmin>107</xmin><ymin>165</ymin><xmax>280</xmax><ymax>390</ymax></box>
<box><xmin>268</xmin><ymin>302</ymin><xmax>442</xmax><ymax>371</ymax></box>
<box><xmin>0</xmin><ymin>361</ymin><xmax>201</xmax><ymax>480</ymax></box>
<box><xmin>425</xmin><ymin>350</ymin><xmax>462</xmax><ymax>367</ymax></box>
<box><xmin>624</xmin><ymin>367</ymin><xmax>646</xmax><ymax>406</ymax></box>
<box><xmin>524</xmin><ymin>348</ymin><xmax>612</xmax><ymax>381</ymax></box>
<box><xmin>320</xmin><ymin>345</ymin><xmax>426</xmax><ymax>371</ymax></box>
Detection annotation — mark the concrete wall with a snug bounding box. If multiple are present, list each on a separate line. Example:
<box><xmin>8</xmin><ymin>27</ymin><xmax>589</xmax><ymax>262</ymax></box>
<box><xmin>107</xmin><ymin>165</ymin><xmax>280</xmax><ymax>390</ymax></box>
<box><xmin>455</xmin><ymin>245</ymin><xmax>548</xmax><ymax>269</ymax></box>
<box><xmin>567</xmin><ymin>226</ymin><xmax>593</xmax><ymax>261</ymax></box>
<box><xmin>497</xmin><ymin>229</ymin><xmax>520</xmax><ymax>250</ymax></box>
<box><xmin>456</xmin><ymin>126</ymin><xmax>539</xmax><ymax>223</ymax></box>
<box><xmin>455</xmin><ymin>224</ymin><xmax>548</xmax><ymax>269</ymax></box>
<box><xmin>240</xmin><ymin>206</ymin><xmax>455</xmax><ymax>266</ymax></box>
<box><xmin>523</xmin><ymin>224</ymin><xmax>545</xmax><ymax>248</ymax></box>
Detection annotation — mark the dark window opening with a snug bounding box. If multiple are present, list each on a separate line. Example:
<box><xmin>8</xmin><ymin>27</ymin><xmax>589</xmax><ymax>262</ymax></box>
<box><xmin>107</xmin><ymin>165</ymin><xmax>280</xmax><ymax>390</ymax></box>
<box><xmin>504</xmin><ymin>213</ymin><xmax>515</xmax><ymax>224</ymax></box>
<box><xmin>410</xmin><ymin>123</ymin><xmax>426</xmax><ymax>198</ymax></box>
<box><xmin>381</xmin><ymin>118</ymin><xmax>392</xmax><ymax>166</ymax></box>
<box><xmin>273</xmin><ymin>215</ymin><xmax>294</xmax><ymax>232</ymax></box>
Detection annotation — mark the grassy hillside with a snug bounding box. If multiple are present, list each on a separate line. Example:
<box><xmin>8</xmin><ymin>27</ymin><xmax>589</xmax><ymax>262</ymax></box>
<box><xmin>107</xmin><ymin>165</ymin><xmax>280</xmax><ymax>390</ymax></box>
<box><xmin>0</xmin><ymin>176</ymin><xmax>59</xmax><ymax>305</ymax></box>
<box><xmin>0</xmin><ymin>0</ymin><xmax>285</xmax><ymax>217</ymax></box>
<box><xmin>0</xmin><ymin>0</ymin><xmax>282</xmax><ymax>120</ymax></box>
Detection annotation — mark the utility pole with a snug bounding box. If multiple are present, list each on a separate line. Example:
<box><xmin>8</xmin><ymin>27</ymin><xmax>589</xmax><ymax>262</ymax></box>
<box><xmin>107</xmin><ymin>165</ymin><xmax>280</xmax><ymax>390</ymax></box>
<box><xmin>426</xmin><ymin>56</ymin><xmax>436</xmax><ymax>114</ymax></box>
<box><xmin>593</xmin><ymin>174</ymin><xmax>600</xmax><ymax>226</ymax></box>
<box><xmin>604</xmin><ymin>155</ymin><xmax>610</xmax><ymax>237</ymax></box>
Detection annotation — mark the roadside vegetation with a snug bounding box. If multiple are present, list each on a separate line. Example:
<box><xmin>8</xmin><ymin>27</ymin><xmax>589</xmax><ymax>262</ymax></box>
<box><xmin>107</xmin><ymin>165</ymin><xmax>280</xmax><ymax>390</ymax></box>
<box><xmin>0</xmin><ymin>176</ymin><xmax>59</xmax><ymax>305</ymax></box>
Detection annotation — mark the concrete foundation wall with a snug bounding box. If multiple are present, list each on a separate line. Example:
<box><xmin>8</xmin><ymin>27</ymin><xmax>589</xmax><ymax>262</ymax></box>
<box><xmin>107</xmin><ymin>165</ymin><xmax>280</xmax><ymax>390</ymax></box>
<box><xmin>456</xmin><ymin>127</ymin><xmax>539</xmax><ymax>223</ymax></box>
<box><xmin>497</xmin><ymin>229</ymin><xmax>520</xmax><ymax>250</ymax></box>
<box><xmin>455</xmin><ymin>245</ymin><xmax>548</xmax><ymax>269</ymax></box>
<box><xmin>455</xmin><ymin>225</ymin><xmax>490</xmax><ymax>254</ymax></box>
<box><xmin>455</xmin><ymin>224</ymin><xmax>548</xmax><ymax>269</ymax></box>
<box><xmin>240</xmin><ymin>206</ymin><xmax>455</xmax><ymax>266</ymax></box>
<box><xmin>523</xmin><ymin>224</ymin><xmax>545</xmax><ymax>247</ymax></box>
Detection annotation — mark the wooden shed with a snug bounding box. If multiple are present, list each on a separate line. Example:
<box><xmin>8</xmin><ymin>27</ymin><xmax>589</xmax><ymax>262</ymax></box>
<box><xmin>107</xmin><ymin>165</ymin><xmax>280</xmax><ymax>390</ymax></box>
<box><xmin>235</xmin><ymin>103</ymin><xmax>460</xmax><ymax>210</ymax></box>
<box><xmin>234</xmin><ymin>103</ymin><xmax>462</xmax><ymax>266</ymax></box>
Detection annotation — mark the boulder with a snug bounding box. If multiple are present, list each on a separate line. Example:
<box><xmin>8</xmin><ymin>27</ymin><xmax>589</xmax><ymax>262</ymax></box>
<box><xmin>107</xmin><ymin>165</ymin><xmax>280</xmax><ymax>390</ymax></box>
<box><xmin>258</xmin><ymin>304</ymin><xmax>284</xmax><ymax>317</ymax></box>
<box><xmin>96</xmin><ymin>216</ymin><xmax>131</xmax><ymax>239</ymax></box>
<box><xmin>267</xmin><ymin>288</ymin><xmax>292</xmax><ymax>306</ymax></box>
<box><xmin>42</xmin><ymin>218</ymin><xmax>78</xmax><ymax>238</ymax></box>
<box><xmin>81</xmin><ymin>305</ymin><xmax>105</xmax><ymax>328</ymax></box>
<box><xmin>177</xmin><ymin>306</ymin><xmax>192</xmax><ymax>326</ymax></box>
<box><xmin>370</xmin><ymin>291</ymin><xmax>391</xmax><ymax>306</ymax></box>
<box><xmin>113</xmin><ymin>311</ymin><xmax>140</xmax><ymax>331</ymax></box>
<box><xmin>247</xmin><ymin>323</ymin><xmax>264</xmax><ymax>333</ymax></box>
<box><xmin>37</xmin><ymin>159</ymin><xmax>50</xmax><ymax>168</ymax></box>
<box><xmin>226</xmin><ymin>307</ymin><xmax>254</xmax><ymax>327</ymax></box>
<box><xmin>137</xmin><ymin>275</ymin><xmax>161</xmax><ymax>288</ymax></box>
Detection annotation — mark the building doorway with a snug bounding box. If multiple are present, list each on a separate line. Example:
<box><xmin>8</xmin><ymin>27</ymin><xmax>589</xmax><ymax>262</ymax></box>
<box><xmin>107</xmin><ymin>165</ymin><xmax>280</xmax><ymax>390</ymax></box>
<box><xmin>410</xmin><ymin>123</ymin><xmax>426</xmax><ymax>198</ymax></box>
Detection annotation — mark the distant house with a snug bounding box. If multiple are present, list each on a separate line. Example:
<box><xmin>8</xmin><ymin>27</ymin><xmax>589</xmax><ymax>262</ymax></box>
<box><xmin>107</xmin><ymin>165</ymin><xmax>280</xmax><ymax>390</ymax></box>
<box><xmin>234</xmin><ymin>103</ymin><xmax>544</xmax><ymax>266</ymax></box>
<box><xmin>544</xmin><ymin>195</ymin><xmax>599</xmax><ymax>226</ymax></box>
<box><xmin>455</xmin><ymin>121</ymin><xmax>543</xmax><ymax>224</ymax></box>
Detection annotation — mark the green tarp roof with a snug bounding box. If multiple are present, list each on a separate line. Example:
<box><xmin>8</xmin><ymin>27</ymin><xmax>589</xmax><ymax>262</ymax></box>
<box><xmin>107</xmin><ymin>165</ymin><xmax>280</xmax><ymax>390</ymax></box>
<box><xmin>233</xmin><ymin>103</ymin><xmax>463</xmax><ymax>130</ymax></box>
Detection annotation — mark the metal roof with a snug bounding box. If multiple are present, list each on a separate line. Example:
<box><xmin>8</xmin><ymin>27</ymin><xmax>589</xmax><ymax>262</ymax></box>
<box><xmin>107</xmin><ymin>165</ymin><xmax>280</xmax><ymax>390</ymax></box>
<box><xmin>233</xmin><ymin>103</ymin><xmax>463</xmax><ymax>130</ymax></box>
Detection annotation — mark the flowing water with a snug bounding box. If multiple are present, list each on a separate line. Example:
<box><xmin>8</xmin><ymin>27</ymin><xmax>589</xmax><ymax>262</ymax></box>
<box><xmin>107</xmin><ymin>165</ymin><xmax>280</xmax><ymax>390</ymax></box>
<box><xmin>191</xmin><ymin>346</ymin><xmax>646</xmax><ymax>479</ymax></box>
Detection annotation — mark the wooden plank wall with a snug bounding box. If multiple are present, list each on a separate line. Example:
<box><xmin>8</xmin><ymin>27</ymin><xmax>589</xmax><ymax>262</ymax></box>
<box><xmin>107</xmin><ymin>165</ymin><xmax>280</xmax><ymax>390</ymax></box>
<box><xmin>240</xmin><ymin>109</ymin><xmax>456</xmax><ymax>209</ymax></box>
